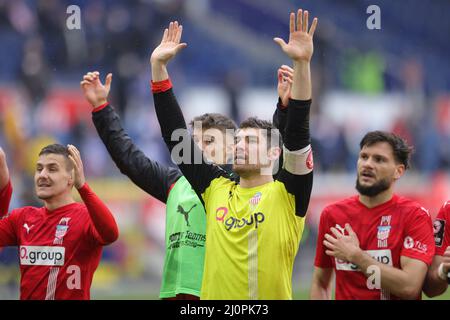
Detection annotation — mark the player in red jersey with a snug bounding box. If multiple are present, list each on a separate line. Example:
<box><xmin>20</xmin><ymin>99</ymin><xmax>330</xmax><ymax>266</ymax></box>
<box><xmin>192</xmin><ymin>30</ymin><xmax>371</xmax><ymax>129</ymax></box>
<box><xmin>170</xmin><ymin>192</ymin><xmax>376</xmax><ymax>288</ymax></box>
<box><xmin>0</xmin><ymin>144</ymin><xmax>119</xmax><ymax>300</ymax></box>
<box><xmin>423</xmin><ymin>201</ymin><xmax>450</xmax><ymax>297</ymax></box>
<box><xmin>311</xmin><ymin>131</ymin><xmax>434</xmax><ymax>300</ymax></box>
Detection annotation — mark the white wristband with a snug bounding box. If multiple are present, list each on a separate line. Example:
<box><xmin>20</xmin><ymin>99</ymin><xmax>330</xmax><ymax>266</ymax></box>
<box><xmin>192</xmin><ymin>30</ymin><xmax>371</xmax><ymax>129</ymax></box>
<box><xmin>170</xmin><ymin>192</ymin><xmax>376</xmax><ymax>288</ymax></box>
<box><xmin>437</xmin><ymin>263</ymin><xmax>448</xmax><ymax>281</ymax></box>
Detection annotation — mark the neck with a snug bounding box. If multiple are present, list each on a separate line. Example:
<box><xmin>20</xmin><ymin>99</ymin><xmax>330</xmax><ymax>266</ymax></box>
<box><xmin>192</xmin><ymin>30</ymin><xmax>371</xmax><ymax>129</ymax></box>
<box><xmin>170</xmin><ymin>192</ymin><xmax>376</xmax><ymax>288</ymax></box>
<box><xmin>44</xmin><ymin>194</ymin><xmax>75</xmax><ymax>212</ymax></box>
<box><xmin>358</xmin><ymin>188</ymin><xmax>395</xmax><ymax>209</ymax></box>
<box><xmin>239</xmin><ymin>174</ymin><xmax>273</xmax><ymax>188</ymax></box>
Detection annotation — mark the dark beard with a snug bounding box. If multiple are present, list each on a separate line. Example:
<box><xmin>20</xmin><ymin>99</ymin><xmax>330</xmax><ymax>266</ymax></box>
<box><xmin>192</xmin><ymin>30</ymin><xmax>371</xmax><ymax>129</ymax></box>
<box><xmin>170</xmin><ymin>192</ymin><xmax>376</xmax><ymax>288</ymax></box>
<box><xmin>355</xmin><ymin>176</ymin><xmax>391</xmax><ymax>197</ymax></box>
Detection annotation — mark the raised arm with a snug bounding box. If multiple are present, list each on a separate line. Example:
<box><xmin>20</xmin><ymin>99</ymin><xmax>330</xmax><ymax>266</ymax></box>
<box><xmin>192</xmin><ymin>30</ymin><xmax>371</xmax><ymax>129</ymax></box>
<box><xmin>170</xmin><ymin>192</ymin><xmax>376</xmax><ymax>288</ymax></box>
<box><xmin>81</xmin><ymin>71</ymin><xmax>181</xmax><ymax>203</ymax></box>
<box><xmin>150</xmin><ymin>22</ymin><xmax>228</xmax><ymax>201</ymax></box>
<box><xmin>68</xmin><ymin>145</ymin><xmax>119</xmax><ymax>245</ymax></box>
<box><xmin>273</xmin><ymin>9</ymin><xmax>317</xmax><ymax>217</ymax></box>
<box><xmin>273</xmin><ymin>65</ymin><xmax>294</xmax><ymax>137</ymax></box>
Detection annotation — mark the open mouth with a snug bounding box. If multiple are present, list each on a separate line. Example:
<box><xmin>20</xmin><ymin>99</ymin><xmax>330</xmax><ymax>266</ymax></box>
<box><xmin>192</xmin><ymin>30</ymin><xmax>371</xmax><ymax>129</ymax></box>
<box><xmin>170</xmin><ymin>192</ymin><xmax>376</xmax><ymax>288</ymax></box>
<box><xmin>360</xmin><ymin>171</ymin><xmax>375</xmax><ymax>181</ymax></box>
<box><xmin>37</xmin><ymin>181</ymin><xmax>52</xmax><ymax>188</ymax></box>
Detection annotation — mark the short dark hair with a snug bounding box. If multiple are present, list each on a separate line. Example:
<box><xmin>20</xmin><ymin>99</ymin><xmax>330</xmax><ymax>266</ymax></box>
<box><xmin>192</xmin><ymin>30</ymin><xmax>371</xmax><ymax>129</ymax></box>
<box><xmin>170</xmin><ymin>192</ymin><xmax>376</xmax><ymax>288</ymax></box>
<box><xmin>39</xmin><ymin>144</ymin><xmax>73</xmax><ymax>171</ymax></box>
<box><xmin>359</xmin><ymin>131</ymin><xmax>413</xmax><ymax>169</ymax></box>
<box><xmin>239</xmin><ymin>117</ymin><xmax>282</xmax><ymax>149</ymax></box>
<box><xmin>189</xmin><ymin>113</ymin><xmax>237</xmax><ymax>133</ymax></box>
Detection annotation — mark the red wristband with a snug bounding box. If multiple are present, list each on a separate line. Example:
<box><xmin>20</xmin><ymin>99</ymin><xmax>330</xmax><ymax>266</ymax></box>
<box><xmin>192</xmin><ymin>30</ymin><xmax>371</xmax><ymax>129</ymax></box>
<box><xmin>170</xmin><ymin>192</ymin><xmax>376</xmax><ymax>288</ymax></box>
<box><xmin>92</xmin><ymin>102</ymin><xmax>109</xmax><ymax>113</ymax></box>
<box><xmin>151</xmin><ymin>78</ymin><xmax>173</xmax><ymax>93</ymax></box>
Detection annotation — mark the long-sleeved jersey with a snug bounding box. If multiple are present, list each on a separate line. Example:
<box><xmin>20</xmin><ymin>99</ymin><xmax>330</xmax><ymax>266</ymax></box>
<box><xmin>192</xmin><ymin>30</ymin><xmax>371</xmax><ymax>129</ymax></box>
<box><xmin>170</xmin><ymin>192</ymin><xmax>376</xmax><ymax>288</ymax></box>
<box><xmin>152</xmin><ymin>80</ymin><xmax>313</xmax><ymax>299</ymax></box>
<box><xmin>0</xmin><ymin>181</ymin><xmax>118</xmax><ymax>300</ymax></box>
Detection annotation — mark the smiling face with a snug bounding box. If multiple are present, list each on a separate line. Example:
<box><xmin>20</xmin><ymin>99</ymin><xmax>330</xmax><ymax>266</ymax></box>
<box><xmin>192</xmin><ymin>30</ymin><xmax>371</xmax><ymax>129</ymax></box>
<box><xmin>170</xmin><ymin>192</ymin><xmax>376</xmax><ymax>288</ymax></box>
<box><xmin>34</xmin><ymin>153</ymin><xmax>74</xmax><ymax>200</ymax></box>
<box><xmin>355</xmin><ymin>141</ymin><xmax>405</xmax><ymax>197</ymax></box>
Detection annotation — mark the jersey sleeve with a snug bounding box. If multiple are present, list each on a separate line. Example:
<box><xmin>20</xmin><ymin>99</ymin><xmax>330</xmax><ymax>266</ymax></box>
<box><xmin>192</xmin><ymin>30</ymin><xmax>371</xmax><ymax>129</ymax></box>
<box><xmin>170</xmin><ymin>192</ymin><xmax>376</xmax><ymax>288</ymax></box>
<box><xmin>314</xmin><ymin>207</ymin><xmax>333</xmax><ymax>268</ymax></box>
<box><xmin>78</xmin><ymin>183</ymin><xmax>119</xmax><ymax>246</ymax></box>
<box><xmin>276</xmin><ymin>98</ymin><xmax>313</xmax><ymax>217</ymax></box>
<box><xmin>400</xmin><ymin>207</ymin><xmax>435</xmax><ymax>266</ymax></box>
<box><xmin>434</xmin><ymin>202</ymin><xmax>450</xmax><ymax>256</ymax></box>
<box><xmin>92</xmin><ymin>104</ymin><xmax>181</xmax><ymax>203</ymax></box>
<box><xmin>0</xmin><ymin>180</ymin><xmax>12</xmax><ymax>217</ymax></box>
<box><xmin>272</xmin><ymin>99</ymin><xmax>287</xmax><ymax>180</ymax></box>
<box><xmin>0</xmin><ymin>208</ymin><xmax>20</xmax><ymax>247</ymax></box>
<box><xmin>152</xmin><ymin>83</ymin><xmax>230</xmax><ymax>203</ymax></box>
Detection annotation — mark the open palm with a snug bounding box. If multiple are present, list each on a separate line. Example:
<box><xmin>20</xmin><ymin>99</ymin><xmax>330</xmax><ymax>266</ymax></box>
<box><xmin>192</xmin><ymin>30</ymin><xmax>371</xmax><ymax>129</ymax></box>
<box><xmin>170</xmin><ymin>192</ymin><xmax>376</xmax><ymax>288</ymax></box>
<box><xmin>150</xmin><ymin>21</ymin><xmax>187</xmax><ymax>65</ymax></box>
<box><xmin>274</xmin><ymin>10</ymin><xmax>318</xmax><ymax>62</ymax></box>
<box><xmin>80</xmin><ymin>71</ymin><xmax>112</xmax><ymax>108</ymax></box>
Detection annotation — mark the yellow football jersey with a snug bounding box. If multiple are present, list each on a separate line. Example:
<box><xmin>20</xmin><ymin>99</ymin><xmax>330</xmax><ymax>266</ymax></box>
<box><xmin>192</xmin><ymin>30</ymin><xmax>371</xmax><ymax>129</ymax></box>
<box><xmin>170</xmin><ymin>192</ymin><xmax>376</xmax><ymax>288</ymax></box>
<box><xmin>200</xmin><ymin>176</ymin><xmax>305</xmax><ymax>300</ymax></box>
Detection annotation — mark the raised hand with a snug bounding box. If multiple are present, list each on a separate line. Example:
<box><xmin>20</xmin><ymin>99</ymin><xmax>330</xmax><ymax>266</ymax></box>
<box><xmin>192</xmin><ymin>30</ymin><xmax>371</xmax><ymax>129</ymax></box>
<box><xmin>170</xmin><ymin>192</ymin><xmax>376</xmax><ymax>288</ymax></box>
<box><xmin>80</xmin><ymin>71</ymin><xmax>112</xmax><ymax>108</ymax></box>
<box><xmin>0</xmin><ymin>147</ymin><xmax>9</xmax><ymax>189</ymax></box>
<box><xmin>150</xmin><ymin>21</ymin><xmax>187</xmax><ymax>66</ymax></box>
<box><xmin>67</xmin><ymin>145</ymin><xmax>85</xmax><ymax>189</ymax></box>
<box><xmin>277</xmin><ymin>65</ymin><xmax>294</xmax><ymax>107</ymax></box>
<box><xmin>274</xmin><ymin>9</ymin><xmax>318</xmax><ymax>63</ymax></box>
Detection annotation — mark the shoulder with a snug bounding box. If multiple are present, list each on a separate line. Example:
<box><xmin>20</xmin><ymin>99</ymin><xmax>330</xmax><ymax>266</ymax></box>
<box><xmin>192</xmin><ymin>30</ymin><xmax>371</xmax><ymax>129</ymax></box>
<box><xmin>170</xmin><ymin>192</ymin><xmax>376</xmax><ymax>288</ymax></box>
<box><xmin>394</xmin><ymin>195</ymin><xmax>430</xmax><ymax>217</ymax></box>
<box><xmin>324</xmin><ymin>196</ymin><xmax>359</xmax><ymax>213</ymax></box>
<box><xmin>9</xmin><ymin>206</ymin><xmax>41</xmax><ymax>217</ymax></box>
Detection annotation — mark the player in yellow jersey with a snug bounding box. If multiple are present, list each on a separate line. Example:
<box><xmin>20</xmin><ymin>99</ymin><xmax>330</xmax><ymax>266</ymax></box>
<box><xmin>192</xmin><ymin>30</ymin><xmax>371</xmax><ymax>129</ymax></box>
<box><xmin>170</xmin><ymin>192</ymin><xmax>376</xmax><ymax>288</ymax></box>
<box><xmin>150</xmin><ymin>9</ymin><xmax>318</xmax><ymax>299</ymax></box>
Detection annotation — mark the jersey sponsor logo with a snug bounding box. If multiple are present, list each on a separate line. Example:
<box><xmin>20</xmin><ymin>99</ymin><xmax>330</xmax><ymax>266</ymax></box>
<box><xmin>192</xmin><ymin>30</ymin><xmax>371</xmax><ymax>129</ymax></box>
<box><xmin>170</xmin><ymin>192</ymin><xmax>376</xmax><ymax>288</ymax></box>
<box><xmin>223</xmin><ymin>212</ymin><xmax>265</xmax><ymax>231</ymax></box>
<box><xmin>20</xmin><ymin>246</ymin><xmax>65</xmax><ymax>266</ymax></box>
<box><xmin>215</xmin><ymin>207</ymin><xmax>229</xmax><ymax>221</ymax></box>
<box><xmin>249</xmin><ymin>192</ymin><xmax>262</xmax><ymax>209</ymax></box>
<box><xmin>335</xmin><ymin>249</ymin><xmax>392</xmax><ymax>271</ymax></box>
<box><xmin>177</xmin><ymin>204</ymin><xmax>197</xmax><ymax>227</ymax></box>
<box><xmin>403</xmin><ymin>236</ymin><xmax>428</xmax><ymax>253</ymax></box>
<box><xmin>23</xmin><ymin>223</ymin><xmax>34</xmax><ymax>234</ymax></box>
<box><xmin>403</xmin><ymin>236</ymin><xmax>414</xmax><ymax>249</ymax></box>
<box><xmin>55</xmin><ymin>217</ymin><xmax>71</xmax><ymax>240</ymax></box>
<box><xmin>434</xmin><ymin>219</ymin><xmax>445</xmax><ymax>247</ymax></box>
<box><xmin>377</xmin><ymin>215</ymin><xmax>392</xmax><ymax>248</ymax></box>
<box><xmin>335</xmin><ymin>224</ymin><xmax>346</xmax><ymax>235</ymax></box>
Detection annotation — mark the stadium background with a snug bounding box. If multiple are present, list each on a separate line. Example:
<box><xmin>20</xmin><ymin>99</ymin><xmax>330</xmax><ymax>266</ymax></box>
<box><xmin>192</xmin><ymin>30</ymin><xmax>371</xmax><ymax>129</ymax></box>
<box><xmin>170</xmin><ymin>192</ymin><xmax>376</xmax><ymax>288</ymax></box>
<box><xmin>0</xmin><ymin>0</ymin><xmax>449</xmax><ymax>299</ymax></box>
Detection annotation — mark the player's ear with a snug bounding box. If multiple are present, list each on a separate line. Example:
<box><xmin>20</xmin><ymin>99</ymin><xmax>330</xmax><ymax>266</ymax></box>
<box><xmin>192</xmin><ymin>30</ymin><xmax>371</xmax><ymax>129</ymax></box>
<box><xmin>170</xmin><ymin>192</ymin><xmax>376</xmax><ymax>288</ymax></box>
<box><xmin>394</xmin><ymin>164</ymin><xmax>405</xmax><ymax>180</ymax></box>
<box><xmin>68</xmin><ymin>170</ymin><xmax>74</xmax><ymax>187</ymax></box>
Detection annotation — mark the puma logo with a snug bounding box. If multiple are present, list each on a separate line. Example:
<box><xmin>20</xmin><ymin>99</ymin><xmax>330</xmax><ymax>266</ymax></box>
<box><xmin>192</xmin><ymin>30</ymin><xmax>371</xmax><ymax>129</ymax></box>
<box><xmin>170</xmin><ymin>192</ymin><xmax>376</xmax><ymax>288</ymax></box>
<box><xmin>335</xmin><ymin>224</ymin><xmax>346</xmax><ymax>235</ymax></box>
<box><xmin>23</xmin><ymin>223</ymin><xmax>34</xmax><ymax>234</ymax></box>
<box><xmin>177</xmin><ymin>204</ymin><xmax>197</xmax><ymax>227</ymax></box>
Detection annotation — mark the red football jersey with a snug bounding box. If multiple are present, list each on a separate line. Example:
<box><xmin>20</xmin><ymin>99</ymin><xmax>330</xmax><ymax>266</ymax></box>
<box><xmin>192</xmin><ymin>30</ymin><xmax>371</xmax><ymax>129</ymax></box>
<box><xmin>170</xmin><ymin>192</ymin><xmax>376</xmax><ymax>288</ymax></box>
<box><xmin>314</xmin><ymin>194</ymin><xmax>435</xmax><ymax>300</ymax></box>
<box><xmin>0</xmin><ymin>182</ymin><xmax>117</xmax><ymax>300</ymax></box>
<box><xmin>434</xmin><ymin>201</ymin><xmax>450</xmax><ymax>256</ymax></box>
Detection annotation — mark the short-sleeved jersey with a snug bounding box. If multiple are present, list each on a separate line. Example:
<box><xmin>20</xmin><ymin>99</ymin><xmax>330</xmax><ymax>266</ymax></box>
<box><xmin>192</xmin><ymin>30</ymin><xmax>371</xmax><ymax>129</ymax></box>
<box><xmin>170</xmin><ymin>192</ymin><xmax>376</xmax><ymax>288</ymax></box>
<box><xmin>314</xmin><ymin>195</ymin><xmax>435</xmax><ymax>300</ymax></box>
<box><xmin>200</xmin><ymin>176</ymin><xmax>304</xmax><ymax>300</ymax></box>
<box><xmin>0</xmin><ymin>203</ymin><xmax>106</xmax><ymax>300</ymax></box>
<box><xmin>434</xmin><ymin>201</ymin><xmax>450</xmax><ymax>256</ymax></box>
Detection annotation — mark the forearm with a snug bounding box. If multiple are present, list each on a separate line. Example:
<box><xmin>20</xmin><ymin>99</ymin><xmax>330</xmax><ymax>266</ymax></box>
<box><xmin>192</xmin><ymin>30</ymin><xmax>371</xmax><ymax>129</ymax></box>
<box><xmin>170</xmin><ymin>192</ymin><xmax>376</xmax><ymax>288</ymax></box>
<box><xmin>0</xmin><ymin>159</ymin><xmax>9</xmax><ymax>191</ymax></box>
<box><xmin>291</xmin><ymin>61</ymin><xmax>311</xmax><ymax>101</ymax></box>
<box><xmin>352</xmin><ymin>251</ymin><xmax>421</xmax><ymax>299</ymax></box>
<box><xmin>310</xmin><ymin>281</ymin><xmax>331</xmax><ymax>300</ymax></box>
<box><xmin>151</xmin><ymin>62</ymin><xmax>169</xmax><ymax>82</ymax></box>
<box><xmin>310</xmin><ymin>267</ymin><xmax>333</xmax><ymax>300</ymax></box>
<box><xmin>284</xmin><ymin>98</ymin><xmax>311</xmax><ymax>151</ymax></box>
<box><xmin>273</xmin><ymin>99</ymin><xmax>288</xmax><ymax>140</ymax></box>
<box><xmin>423</xmin><ymin>259</ymin><xmax>448</xmax><ymax>297</ymax></box>
<box><xmin>78</xmin><ymin>183</ymin><xmax>119</xmax><ymax>244</ymax></box>
<box><xmin>0</xmin><ymin>180</ymin><xmax>12</xmax><ymax>217</ymax></box>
